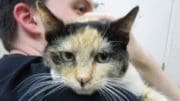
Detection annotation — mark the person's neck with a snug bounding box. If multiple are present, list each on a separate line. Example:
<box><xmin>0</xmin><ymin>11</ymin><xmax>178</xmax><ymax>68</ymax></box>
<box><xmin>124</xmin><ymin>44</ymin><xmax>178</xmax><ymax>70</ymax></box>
<box><xmin>10</xmin><ymin>41</ymin><xmax>47</xmax><ymax>56</ymax></box>
<box><xmin>10</xmin><ymin>45</ymin><xmax>44</xmax><ymax>56</ymax></box>
<box><xmin>10</xmin><ymin>33</ymin><xmax>47</xmax><ymax>56</ymax></box>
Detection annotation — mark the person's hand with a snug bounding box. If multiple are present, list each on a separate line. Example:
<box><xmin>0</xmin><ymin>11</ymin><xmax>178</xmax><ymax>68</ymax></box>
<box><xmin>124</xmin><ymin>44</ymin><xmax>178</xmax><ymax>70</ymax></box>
<box><xmin>68</xmin><ymin>12</ymin><xmax>116</xmax><ymax>23</ymax></box>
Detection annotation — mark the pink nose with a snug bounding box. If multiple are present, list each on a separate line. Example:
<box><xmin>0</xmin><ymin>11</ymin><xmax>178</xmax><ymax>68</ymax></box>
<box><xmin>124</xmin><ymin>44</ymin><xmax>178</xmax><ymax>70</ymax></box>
<box><xmin>76</xmin><ymin>76</ymin><xmax>91</xmax><ymax>87</ymax></box>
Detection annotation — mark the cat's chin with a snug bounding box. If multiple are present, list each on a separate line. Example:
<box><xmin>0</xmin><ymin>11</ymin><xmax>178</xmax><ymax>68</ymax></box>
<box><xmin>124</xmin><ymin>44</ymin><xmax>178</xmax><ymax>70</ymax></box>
<box><xmin>73</xmin><ymin>89</ymin><xmax>96</xmax><ymax>95</ymax></box>
<box><xmin>65</xmin><ymin>82</ymin><xmax>102</xmax><ymax>95</ymax></box>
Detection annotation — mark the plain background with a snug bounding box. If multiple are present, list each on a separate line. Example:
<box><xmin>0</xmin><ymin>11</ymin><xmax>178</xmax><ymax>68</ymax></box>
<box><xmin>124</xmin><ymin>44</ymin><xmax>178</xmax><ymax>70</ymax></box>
<box><xmin>0</xmin><ymin>0</ymin><xmax>180</xmax><ymax>85</ymax></box>
<box><xmin>94</xmin><ymin>0</ymin><xmax>180</xmax><ymax>85</ymax></box>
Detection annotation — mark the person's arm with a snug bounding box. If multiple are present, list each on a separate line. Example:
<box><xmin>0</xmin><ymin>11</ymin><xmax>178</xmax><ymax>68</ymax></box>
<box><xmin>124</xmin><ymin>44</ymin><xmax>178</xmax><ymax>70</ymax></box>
<box><xmin>128</xmin><ymin>34</ymin><xmax>180</xmax><ymax>101</ymax></box>
<box><xmin>79</xmin><ymin>12</ymin><xmax>180</xmax><ymax>100</ymax></box>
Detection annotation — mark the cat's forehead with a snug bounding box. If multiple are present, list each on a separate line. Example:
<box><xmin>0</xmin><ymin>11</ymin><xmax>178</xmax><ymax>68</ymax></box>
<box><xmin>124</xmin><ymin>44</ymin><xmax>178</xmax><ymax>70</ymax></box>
<box><xmin>65</xmin><ymin>21</ymin><xmax>110</xmax><ymax>35</ymax></box>
<box><xmin>55</xmin><ymin>26</ymin><xmax>111</xmax><ymax>53</ymax></box>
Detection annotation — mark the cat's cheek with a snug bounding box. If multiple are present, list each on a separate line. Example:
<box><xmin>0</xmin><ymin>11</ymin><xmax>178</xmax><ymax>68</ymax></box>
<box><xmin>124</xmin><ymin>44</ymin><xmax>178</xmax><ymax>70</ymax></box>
<box><xmin>108</xmin><ymin>61</ymin><xmax>128</xmax><ymax>77</ymax></box>
<box><xmin>62</xmin><ymin>74</ymin><xmax>82</xmax><ymax>90</ymax></box>
<box><xmin>94</xmin><ymin>63</ymin><xmax>113</xmax><ymax>77</ymax></box>
<box><xmin>64</xmin><ymin>80</ymin><xmax>96</xmax><ymax>94</ymax></box>
<box><xmin>64</xmin><ymin>80</ymin><xmax>80</xmax><ymax>89</ymax></box>
<box><xmin>92</xmin><ymin>63</ymin><xmax>115</xmax><ymax>85</ymax></box>
<box><xmin>50</xmin><ymin>69</ymin><xmax>62</xmax><ymax>80</ymax></box>
<box><xmin>91</xmin><ymin>79</ymin><xmax>107</xmax><ymax>90</ymax></box>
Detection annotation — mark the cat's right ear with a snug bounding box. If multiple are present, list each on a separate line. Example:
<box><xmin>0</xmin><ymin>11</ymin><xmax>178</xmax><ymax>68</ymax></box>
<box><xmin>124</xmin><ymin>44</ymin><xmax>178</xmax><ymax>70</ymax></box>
<box><xmin>36</xmin><ymin>0</ymin><xmax>65</xmax><ymax>42</ymax></box>
<box><xmin>107</xmin><ymin>6</ymin><xmax>139</xmax><ymax>49</ymax></box>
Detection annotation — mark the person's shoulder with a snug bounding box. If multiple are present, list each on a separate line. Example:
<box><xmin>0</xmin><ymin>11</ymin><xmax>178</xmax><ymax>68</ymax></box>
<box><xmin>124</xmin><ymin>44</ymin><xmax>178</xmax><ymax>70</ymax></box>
<box><xmin>0</xmin><ymin>54</ymin><xmax>44</xmax><ymax>75</ymax></box>
<box><xmin>0</xmin><ymin>54</ymin><xmax>42</xmax><ymax>66</ymax></box>
<box><xmin>0</xmin><ymin>54</ymin><xmax>49</xmax><ymax>100</ymax></box>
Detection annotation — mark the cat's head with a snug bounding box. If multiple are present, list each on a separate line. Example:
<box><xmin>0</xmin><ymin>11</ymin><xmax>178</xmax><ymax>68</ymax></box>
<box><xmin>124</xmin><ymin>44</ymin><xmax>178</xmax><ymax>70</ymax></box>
<box><xmin>36</xmin><ymin>1</ymin><xmax>139</xmax><ymax>95</ymax></box>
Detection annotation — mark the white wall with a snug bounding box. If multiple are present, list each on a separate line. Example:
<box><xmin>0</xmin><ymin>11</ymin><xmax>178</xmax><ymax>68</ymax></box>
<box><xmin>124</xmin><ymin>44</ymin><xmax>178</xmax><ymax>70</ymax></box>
<box><xmin>164</xmin><ymin>0</ymin><xmax>180</xmax><ymax>84</ymax></box>
<box><xmin>95</xmin><ymin>0</ymin><xmax>180</xmax><ymax>84</ymax></box>
<box><xmin>95</xmin><ymin>0</ymin><xmax>172</xmax><ymax>64</ymax></box>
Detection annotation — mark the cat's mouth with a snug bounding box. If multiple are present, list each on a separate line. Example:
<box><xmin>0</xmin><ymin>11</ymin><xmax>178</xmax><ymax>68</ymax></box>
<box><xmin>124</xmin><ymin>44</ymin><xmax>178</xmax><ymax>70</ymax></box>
<box><xmin>67</xmin><ymin>84</ymin><xmax>98</xmax><ymax>95</ymax></box>
<box><xmin>73</xmin><ymin>88</ymin><xmax>96</xmax><ymax>95</ymax></box>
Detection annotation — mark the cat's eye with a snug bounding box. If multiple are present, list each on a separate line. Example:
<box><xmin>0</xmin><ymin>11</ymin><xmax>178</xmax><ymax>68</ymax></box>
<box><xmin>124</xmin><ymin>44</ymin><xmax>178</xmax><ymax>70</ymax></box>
<box><xmin>95</xmin><ymin>53</ymin><xmax>111</xmax><ymax>63</ymax></box>
<box><xmin>60</xmin><ymin>52</ymin><xmax>75</xmax><ymax>62</ymax></box>
<box><xmin>50</xmin><ymin>52</ymin><xmax>61</xmax><ymax>64</ymax></box>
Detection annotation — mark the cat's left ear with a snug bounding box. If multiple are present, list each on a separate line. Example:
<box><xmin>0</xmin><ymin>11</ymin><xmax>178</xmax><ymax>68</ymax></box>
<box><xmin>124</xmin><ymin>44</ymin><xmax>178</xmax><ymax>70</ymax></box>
<box><xmin>36</xmin><ymin>0</ymin><xmax>65</xmax><ymax>42</ymax></box>
<box><xmin>108</xmin><ymin>6</ymin><xmax>139</xmax><ymax>46</ymax></box>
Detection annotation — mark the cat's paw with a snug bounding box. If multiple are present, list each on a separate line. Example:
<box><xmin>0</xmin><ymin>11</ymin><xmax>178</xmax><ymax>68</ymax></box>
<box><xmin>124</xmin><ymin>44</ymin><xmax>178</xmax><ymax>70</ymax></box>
<box><xmin>142</xmin><ymin>88</ymin><xmax>168</xmax><ymax>101</ymax></box>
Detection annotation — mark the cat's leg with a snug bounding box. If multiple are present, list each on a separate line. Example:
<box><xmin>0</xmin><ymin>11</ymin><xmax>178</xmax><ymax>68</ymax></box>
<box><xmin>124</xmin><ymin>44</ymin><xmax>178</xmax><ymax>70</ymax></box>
<box><xmin>142</xmin><ymin>87</ymin><xmax>169</xmax><ymax>101</ymax></box>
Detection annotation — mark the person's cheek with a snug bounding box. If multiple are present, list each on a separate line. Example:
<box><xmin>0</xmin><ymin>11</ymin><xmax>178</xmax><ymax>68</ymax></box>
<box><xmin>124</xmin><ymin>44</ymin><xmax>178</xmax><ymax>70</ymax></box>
<box><xmin>61</xmin><ymin>10</ymin><xmax>80</xmax><ymax>23</ymax></box>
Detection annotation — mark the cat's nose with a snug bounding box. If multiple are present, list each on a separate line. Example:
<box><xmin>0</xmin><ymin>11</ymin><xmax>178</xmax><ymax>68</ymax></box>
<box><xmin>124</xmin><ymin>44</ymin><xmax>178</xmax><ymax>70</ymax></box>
<box><xmin>77</xmin><ymin>76</ymin><xmax>91</xmax><ymax>87</ymax></box>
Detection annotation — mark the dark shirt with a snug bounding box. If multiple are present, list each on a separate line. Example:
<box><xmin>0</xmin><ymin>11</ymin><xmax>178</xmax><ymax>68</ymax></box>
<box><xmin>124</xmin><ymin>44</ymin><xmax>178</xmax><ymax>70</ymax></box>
<box><xmin>0</xmin><ymin>54</ymin><xmax>141</xmax><ymax>101</ymax></box>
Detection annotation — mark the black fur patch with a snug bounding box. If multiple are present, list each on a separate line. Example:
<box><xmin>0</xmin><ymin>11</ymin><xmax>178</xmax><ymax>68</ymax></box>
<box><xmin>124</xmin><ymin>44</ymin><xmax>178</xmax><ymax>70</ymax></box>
<box><xmin>45</xmin><ymin>21</ymin><xmax>109</xmax><ymax>44</ymax></box>
<box><xmin>45</xmin><ymin>21</ymin><xmax>129</xmax><ymax>74</ymax></box>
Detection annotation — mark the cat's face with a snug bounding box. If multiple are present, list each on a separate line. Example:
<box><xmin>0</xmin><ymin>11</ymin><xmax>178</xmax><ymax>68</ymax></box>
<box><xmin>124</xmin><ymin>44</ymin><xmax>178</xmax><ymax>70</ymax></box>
<box><xmin>44</xmin><ymin>25</ymin><xmax>130</xmax><ymax>94</ymax></box>
<box><xmin>36</xmin><ymin>1</ymin><xmax>138</xmax><ymax>95</ymax></box>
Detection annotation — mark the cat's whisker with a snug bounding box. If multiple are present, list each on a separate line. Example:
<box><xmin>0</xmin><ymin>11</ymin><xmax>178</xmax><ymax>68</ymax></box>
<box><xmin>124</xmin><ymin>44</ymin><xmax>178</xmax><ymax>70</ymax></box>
<box><xmin>106</xmin><ymin>84</ymin><xmax>130</xmax><ymax>101</ymax></box>
<box><xmin>97</xmin><ymin>90</ymin><xmax>106</xmax><ymax>101</ymax></box>
<box><xmin>16</xmin><ymin>72</ymin><xmax>64</xmax><ymax>91</ymax></box>
<box><xmin>110</xmin><ymin>77</ymin><xmax>130</xmax><ymax>83</ymax></box>
<box><xmin>99</xmin><ymin>89</ymin><xmax>113</xmax><ymax>101</ymax></box>
<box><xmin>107</xmin><ymin>78</ymin><xmax>130</xmax><ymax>86</ymax></box>
<box><xmin>19</xmin><ymin>81</ymin><xmax>54</xmax><ymax>101</ymax></box>
<box><xmin>95</xmin><ymin>78</ymin><xmax>127</xmax><ymax>101</ymax></box>
<box><xmin>107</xmin><ymin>80</ymin><xmax>134</xmax><ymax>101</ymax></box>
<box><xmin>106</xmin><ymin>80</ymin><xmax>121</xmax><ymax>87</ymax></box>
<box><xmin>28</xmin><ymin>85</ymin><xmax>58</xmax><ymax>101</ymax></box>
<box><xmin>109</xmin><ymin>83</ymin><xmax>127</xmax><ymax>92</ymax></box>
<box><xmin>57</xmin><ymin>87</ymin><xmax>68</xmax><ymax>96</ymax></box>
<box><xmin>102</xmin><ymin>87</ymin><xmax>117</xmax><ymax>101</ymax></box>
<box><xmin>44</xmin><ymin>83</ymin><xmax>64</xmax><ymax>96</ymax></box>
<box><xmin>107</xmin><ymin>80</ymin><xmax>131</xmax><ymax>92</ymax></box>
<box><xmin>104</xmin><ymin>85</ymin><xmax>123</xmax><ymax>101</ymax></box>
<box><xmin>19</xmin><ymin>78</ymin><xmax>64</xmax><ymax>101</ymax></box>
<box><xmin>28</xmin><ymin>80</ymin><xmax>60</xmax><ymax>92</ymax></box>
<box><xmin>15</xmin><ymin>73</ymin><xmax>52</xmax><ymax>91</ymax></box>
<box><xmin>28</xmin><ymin>83</ymin><xmax>64</xmax><ymax>101</ymax></box>
<box><xmin>16</xmin><ymin>77</ymin><xmax>49</xmax><ymax>92</ymax></box>
<box><xmin>17</xmin><ymin>77</ymin><xmax>54</xmax><ymax>96</ymax></box>
<box><xmin>104</xmin><ymin>88</ymin><xmax>117</xmax><ymax>101</ymax></box>
<box><xmin>41</xmin><ymin>87</ymin><xmax>68</xmax><ymax>101</ymax></box>
<box><xmin>101</xmin><ymin>91</ymin><xmax>111</xmax><ymax>101</ymax></box>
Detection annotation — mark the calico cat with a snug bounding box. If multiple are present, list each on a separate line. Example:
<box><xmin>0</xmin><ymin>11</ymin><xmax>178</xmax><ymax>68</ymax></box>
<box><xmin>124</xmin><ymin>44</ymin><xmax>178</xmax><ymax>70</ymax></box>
<box><xmin>17</xmin><ymin>1</ymin><xmax>169</xmax><ymax>101</ymax></box>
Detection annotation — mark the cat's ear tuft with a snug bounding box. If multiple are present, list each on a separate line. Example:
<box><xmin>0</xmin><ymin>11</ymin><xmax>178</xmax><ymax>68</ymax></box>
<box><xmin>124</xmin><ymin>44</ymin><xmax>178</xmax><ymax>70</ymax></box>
<box><xmin>36</xmin><ymin>0</ymin><xmax>65</xmax><ymax>42</ymax></box>
<box><xmin>110</xmin><ymin>6</ymin><xmax>139</xmax><ymax>33</ymax></box>
<box><xmin>120</xmin><ymin>6</ymin><xmax>139</xmax><ymax>32</ymax></box>
<box><xmin>108</xmin><ymin>6</ymin><xmax>139</xmax><ymax>48</ymax></box>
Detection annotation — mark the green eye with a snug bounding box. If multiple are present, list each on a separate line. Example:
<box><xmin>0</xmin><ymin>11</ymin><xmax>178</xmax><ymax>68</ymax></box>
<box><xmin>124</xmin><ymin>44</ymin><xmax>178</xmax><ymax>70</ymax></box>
<box><xmin>95</xmin><ymin>53</ymin><xmax>111</xmax><ymax>63</ymax></box>
<box><xmin>60</xmin><ymin>52</ymin><xmax>75</xmax><ymax>62</ymax></box>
